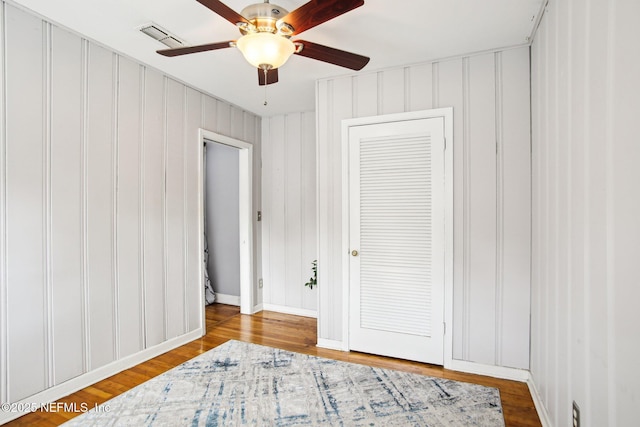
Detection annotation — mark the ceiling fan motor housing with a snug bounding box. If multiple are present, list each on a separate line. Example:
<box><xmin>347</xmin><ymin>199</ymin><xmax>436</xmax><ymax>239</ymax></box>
<box><xmin>239</xmin><ymin>2</ymin><xmax>292</xmax><ymax>35</ymax></box>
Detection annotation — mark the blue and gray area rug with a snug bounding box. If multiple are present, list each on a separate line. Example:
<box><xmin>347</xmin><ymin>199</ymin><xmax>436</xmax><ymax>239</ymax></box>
<box><xmin>64</xmin><ymin>340</ymin><xmax>504</xmax><ymax>426</ymax></box>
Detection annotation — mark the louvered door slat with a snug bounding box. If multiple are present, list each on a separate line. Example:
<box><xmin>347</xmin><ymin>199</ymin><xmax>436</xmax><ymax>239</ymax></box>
<box><xmin>359</xmin><ymin>133</ymin><xmax>432</xmax><ymax>336</ymax></box>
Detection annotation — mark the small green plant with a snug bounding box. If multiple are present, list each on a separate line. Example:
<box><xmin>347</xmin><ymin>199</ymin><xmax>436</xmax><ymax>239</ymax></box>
<box><xmin>304</xmin><ymin>260</ymin><xmax>317</xmax><ymax>290</ymax></box>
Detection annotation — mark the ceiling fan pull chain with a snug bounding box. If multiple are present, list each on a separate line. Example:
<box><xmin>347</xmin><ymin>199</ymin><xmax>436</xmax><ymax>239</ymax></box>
<box><xmin>263</xmin><ymin>68</ymin><xmax>268</xmax><ymax>106</ymax></box>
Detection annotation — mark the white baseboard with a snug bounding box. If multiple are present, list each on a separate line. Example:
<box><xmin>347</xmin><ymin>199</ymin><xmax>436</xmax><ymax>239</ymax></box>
<box><xmin>214</xmin><ymin>293</ymin><xmax>240</xmax><ymax>306</ymax></box>
<box><xmin>527</xmin><ymin>374</ymin><xmax>552</xmax><ymax>427</ymax></box>
<box><xmin>0</xmin><ymin>328</ymin><xmax>203</xmax><ymax>425</ymax></box>
<box><xmin>446</xmin><ymin>359</ymin><xmax>530</xmax><ymax>382</ymax></box>
<box><xmin>314</xmin><ymin>341</ymin><xmax>530</xmax><ymax>383</ymax></box>
<box><xmin>252</xmin><ymin>303</ymin><xmax>263</xmax><ymax>314</ymax></box>
<box><xmin>262</xmin><ymin>304</ymin><xmax>317</xmax><ymax>318</ymax></box>
<box><xmin>316</xmin><ymin>338</ymin><xmax>347</xmax><ymax>351</ymax></box>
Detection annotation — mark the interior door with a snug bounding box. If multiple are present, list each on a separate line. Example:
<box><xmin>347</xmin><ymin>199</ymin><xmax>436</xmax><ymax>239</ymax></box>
<box><xmin>348</xmin><ymin>116</ymin><xmax>445</xmax><ymax>365</ymax></box>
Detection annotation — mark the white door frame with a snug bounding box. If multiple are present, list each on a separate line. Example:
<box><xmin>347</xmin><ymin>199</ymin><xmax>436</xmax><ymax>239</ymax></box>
<box><xmin>198</xmin><ymin>129</ymin><xmax>254</xmax><ymax>325</ymax></box>
<box><xmin>341</xmin><ymin>108</ymin><xmax>454</xmax><ymax>367</ymax></box>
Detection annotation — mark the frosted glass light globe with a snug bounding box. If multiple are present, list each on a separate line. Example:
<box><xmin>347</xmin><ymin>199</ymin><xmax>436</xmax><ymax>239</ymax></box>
<box><xmin>236</xmin><ymin>32</ymin><xmax>295</xmax><ymax>69</ymax></box>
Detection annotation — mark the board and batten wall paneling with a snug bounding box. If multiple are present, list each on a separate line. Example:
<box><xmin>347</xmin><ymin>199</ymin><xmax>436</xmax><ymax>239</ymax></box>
<box><xmin>316</xmin><ymin>46</ymin><xmax>531</xmax><ymax>369</ymax></box>
<box><xmin>142</xmin><ymin>68</ymin><xmax>166</xmax><ymax>349</ymax></box>
<box><xmin>185</xmin><ymin>87</ymin><xmax>203</xmax><ymax>332</ymax></box>
<box><xmin>0</xmin><ymin>1</ymin><xmax>262</xmax><ymax>413</ymax></box>
<box><xmin>246</xmin><ymin>111</ymin><xmax>263</xmax><ymax>307</ymax></box>
<box><xmin>437</xmin><ymin>58</ymin><xmax>465</xmax><ymax>359</ymax></box>
<box><xmin>164</xmin><ymin>78</ymin><xmax>186</xmax><ymax>340</ymax></box>
<box><xmin>86</xmin><ymin>42</ymin><xmax>116</xmax><ymax>370</ymax></box>
<box><xmin>261</xmin><ymin>112</ymin><xmax>317</xmax><ymax>313</ymax></box>
<box><xmin>5</xmin><ymin>4</ymin><xmax>47</xmax><ymax>401</ymax></box>
<box><xmin>497</xmin><ymin>49</ymin><xmax>531</xmax><ymax>370</ymax></box>
<box><xmin>262</xmin><ymin>115</ymin><xmax>284</xmax><ymax>306</ymax></box>
<box><xmin>50</xmin><ymin>24</ymin><xmax>84</xmax><ymax>385</ymax></box>
<box><xmin>284</xmin><ymin>115</ymin><xmax>303</xmax><ymax>308</ymax></box>
<box><xmin>466</xmin><ymin>53</ymin><xmax>498</xmax><ymax>365</ymax></box>
<box><xmin>530</xmin><ymin>0</ymin><xmax>640</xmax><ymax>426</ymax></box>
<box><xmin>116</xmin><ymin>56</ymin><xmax>143</xmax><ymax>359</ymax></box>
<box><xmin>299</xmin><ymin>112</ymin><xmax>317</xmax><ymax>312</ymax></box>
<box><xmin>318</xmin><ymin>76</ymin><xmax>353</xmax><ymax>338</ymax></box>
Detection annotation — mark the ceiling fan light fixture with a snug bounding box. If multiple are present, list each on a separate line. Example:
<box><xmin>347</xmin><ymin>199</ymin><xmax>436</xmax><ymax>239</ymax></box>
<box><xmin>236</xmin><ymin>32</ymin><xmax>295</xmax><ymax>70</ymax></box>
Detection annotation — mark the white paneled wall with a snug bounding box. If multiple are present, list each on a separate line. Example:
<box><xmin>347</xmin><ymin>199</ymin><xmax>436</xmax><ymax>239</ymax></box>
<box><xmin>530</xmin><ymin>1</ymin><xmax>640</xmax><ymax>426</ymax></box>
<box><xmin>0</xmin><ymin>1</ymin><xmax>261</xmax><ymax>414</ymax></box>
<box><xmin>317</xmin><ymin>47</ymin><xmax>531</xmax><ymax>369</ymax></box>
<box><xmin>261</xmin><ymin>112</ymin><xmax>317</xmax><ymax>315</ymax></box>
<box><xmin>50</xmin><ymin>24</ymin><xmax>84</xmax><ymax>385</ymax></box>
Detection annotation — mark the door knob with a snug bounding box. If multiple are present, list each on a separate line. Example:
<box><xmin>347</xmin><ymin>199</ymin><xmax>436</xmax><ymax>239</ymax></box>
<box><xmin>351</xmin><ymin>250</ymin><xmax>359</xmax><ymax>256</ymax></box>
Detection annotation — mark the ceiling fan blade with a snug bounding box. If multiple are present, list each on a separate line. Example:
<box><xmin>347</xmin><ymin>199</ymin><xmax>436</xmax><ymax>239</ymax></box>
<box><xmin>196</xmin><ymin>0</ymin><xmax>250</xmax><ymax>26</ymax></box>
<box><xmin>157</xmin><ymin>41</ymin><xmax>234</xmax><ymax>57</ymax></box>
<box><xmin>258</xmin><ymin>68</ymin><xmax>279</xmax><ymax>86</ymax></box>
<box><xmin>293</xmin><ymin>40</ymin><xmax>370</xmax><ymax>70</ymax></box>
<box><xmin>279</xmin><ymin>0</ymin><xmax>364</xmax><ymax>35</ymax></box>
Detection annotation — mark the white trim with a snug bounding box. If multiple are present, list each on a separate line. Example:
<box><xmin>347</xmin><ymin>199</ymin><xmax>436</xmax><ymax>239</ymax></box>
<box><xmin>527</xmin><ymin>374</ymin><xmax>552</xmax><ymax>427</ymax></box>
<box><xmin>442</xmin><ymin>109</ymin><xmax>454</xmax><ymax>369</ymax></box>
<box><xmin>199</xmin><ymin>129</ymin><xmax>254</xmax><ymax>316</ymax></box>
<box><xmin>316</xmin><ymin>338</ymin><xmax>347</xmax><ymax>352</ymax></box>
<box><xmin>494</xmin><ymin>51</ymin><xmax>505</xmax><ymax>366</ymax></box>
<box><xmin>340</xmin><ymin>108</ymin><xmax>350</xmax><ymax>352</ymax></box>
<box><xmin>0</xmin><ymin>0</ymin><xmax>6</xmax><ymax>405</ymax></box>
<box><xmin>461</xmin><ymin>57</ymin><xmax>471</xmax><ymax>359</ymax></box>
<box><xmin>0</xmin><ymin>328</ymin><xmax>203</xmax><ymax>425</ymax></box>
<box><xmin>181</xmin><ymin>86</ymin><xmax>189</xmax><ymax>334</ymax></box>
<box><xmin>448</xmin><ymin>359</ymin><xmax>530</xmax><ymax>382</ymax></box>
<box><xmin>341</xmin><ymin>108</ymin><xmax>454</xmax><ymax>367</ymax></box>
<box><xmin>214</xmin><ymin>293</ymin><xmax>240</xmax><ymax>307</ymax></box>
<box><xmin>80</xmin><ymin>38</ymin><xmax>91</xmax><ymax>372</ymax></box>
<box><xmin>251</xmin><ymin>303</ymin><xmax>263</xmax><ymax>314</ymax></box>
<box><xmin>262</xmin><ymin>304</ymin><xmax>317</xmax><ymax>319</ymax></box>
<box><xmin>314</xmin><ymin>80</ymin><xmax>321</xmax><ymax>346</ymax></box>
<box><xmin>138</xmin><ymin>60</ymin><xmax>148</xmax><ymax>351</ymax></box>
<box><xmin>238</xmin><ymin>144</ymin><xmax>253</xmax><ymax>314</ymax></box>
<box><xmin>197</xmin><ymin>134</ymin><xmax>205</xmax><ymax>334</ymax></box>
<box><xmin>112</xmin><ymin>52</ymin><xmax>120</xmax><ymax>361</ymax></box>
<box><xmin>527</xmin><ymin>0</ymin><xmax>549</xmax><ymax>45</ymax></box>
<box><xmin>43</xmin><ymin>21</ymin><xmax>53</xmax><ymax>387</ymax></box>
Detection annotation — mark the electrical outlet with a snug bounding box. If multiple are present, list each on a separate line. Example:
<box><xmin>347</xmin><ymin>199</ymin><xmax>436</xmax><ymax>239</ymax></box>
<box><xmin>258</xmin><ymin>278</ymin><xmax>263</xmax><ymax>288</ymax></box>
<box><xmin>572</xmin><ymin>401</ymin><xmax>580</xmax><ymax>427</ymax></box>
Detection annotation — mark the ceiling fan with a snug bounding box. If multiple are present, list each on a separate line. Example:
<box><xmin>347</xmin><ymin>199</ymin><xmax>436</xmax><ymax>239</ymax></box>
<box><xmin>157</xmin><ymin>0</ymin><xmax>370</xmax><ymax>86</ymax></box>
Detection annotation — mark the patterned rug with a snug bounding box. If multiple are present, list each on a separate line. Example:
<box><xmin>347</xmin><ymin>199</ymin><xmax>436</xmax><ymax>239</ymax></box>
<box><xmin>63</xmin><ymin>340</ymin><xmax>504</xmax><ymax>426</ymax></box>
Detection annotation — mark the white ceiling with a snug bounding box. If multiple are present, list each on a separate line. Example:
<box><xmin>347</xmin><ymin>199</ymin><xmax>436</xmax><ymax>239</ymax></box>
<box><xmin>10</xmin><ymin>0</ymin><xmax>544</xmax><ymax>117</ymax></box>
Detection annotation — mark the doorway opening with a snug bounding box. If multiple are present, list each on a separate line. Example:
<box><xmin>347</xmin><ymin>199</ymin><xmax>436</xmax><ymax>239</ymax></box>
<box><xmin>204</xmin><ymin>141</ymin><xmax>241</xmax><ymax>306</ymax></box>
<box><xmin>198</xmin><ymin>130</ymin><xmax>254</xmax><ymax>331</ymax></box>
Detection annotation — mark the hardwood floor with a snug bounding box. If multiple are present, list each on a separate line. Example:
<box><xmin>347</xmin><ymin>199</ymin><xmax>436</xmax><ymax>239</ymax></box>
<box><xmin>6</xmin><ymin>304</ymin><xmax>541</xmax><ymax>426</ymax></box>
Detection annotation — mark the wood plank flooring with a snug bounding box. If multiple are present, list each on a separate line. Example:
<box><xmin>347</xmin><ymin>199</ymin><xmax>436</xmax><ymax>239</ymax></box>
<box><xmin>6</xmin><ymin>304</ymin><xmax>541</xmax><ymax>426</ymax></box>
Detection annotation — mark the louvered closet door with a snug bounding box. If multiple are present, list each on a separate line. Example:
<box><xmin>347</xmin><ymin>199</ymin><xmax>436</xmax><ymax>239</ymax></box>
<box><xmin>348</xmin><ymin>117</ymin><xmax>445</xmax><ymax>364</ymax></box>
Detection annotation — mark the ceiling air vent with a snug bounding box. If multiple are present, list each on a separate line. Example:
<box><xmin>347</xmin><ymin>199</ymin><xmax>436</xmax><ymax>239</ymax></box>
<box><xmin>139</xmin><ymin>23</ymin><xmax>184</xmax><ymax>48</ymax></box>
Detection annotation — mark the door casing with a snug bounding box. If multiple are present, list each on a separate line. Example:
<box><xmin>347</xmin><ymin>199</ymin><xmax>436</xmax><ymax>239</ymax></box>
<box><xmin>198</xmin><ymin>129</ymin><xmax>255</xmax><ymax>331</ymax></box>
